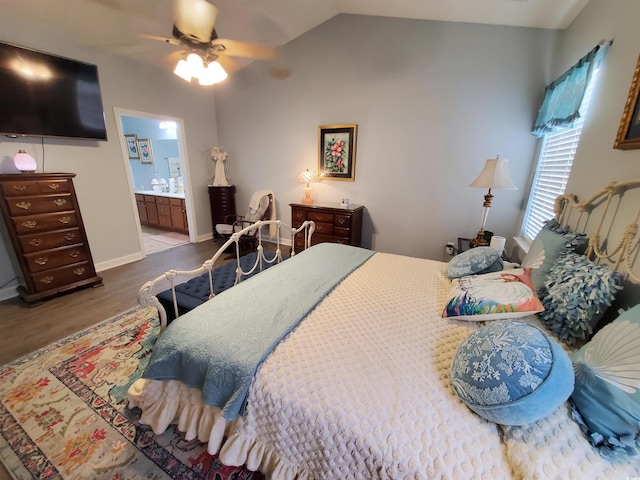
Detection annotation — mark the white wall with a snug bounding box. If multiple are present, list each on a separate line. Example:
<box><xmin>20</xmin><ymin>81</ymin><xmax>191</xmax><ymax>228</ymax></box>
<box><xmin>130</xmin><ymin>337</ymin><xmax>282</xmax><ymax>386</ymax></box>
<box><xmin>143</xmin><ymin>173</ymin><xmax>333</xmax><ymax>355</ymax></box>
<box><xmin>0</xmin><ymin>12</ymin><xmax>220</xmax><ymax>298</ymax></box>
<box><xmin>214</xmin><ymin>14</ymin><xmax>558</xmax><ymax>259</ymax></box>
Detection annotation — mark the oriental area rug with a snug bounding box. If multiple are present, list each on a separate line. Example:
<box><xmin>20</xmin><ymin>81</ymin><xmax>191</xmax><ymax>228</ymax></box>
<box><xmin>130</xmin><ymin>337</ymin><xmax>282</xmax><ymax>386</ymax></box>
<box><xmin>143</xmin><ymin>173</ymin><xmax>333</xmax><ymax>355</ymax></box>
<box><xmin>0</xmin><ymin>306</ymin><xmax>263</xmax><ymax>480</ymax></box>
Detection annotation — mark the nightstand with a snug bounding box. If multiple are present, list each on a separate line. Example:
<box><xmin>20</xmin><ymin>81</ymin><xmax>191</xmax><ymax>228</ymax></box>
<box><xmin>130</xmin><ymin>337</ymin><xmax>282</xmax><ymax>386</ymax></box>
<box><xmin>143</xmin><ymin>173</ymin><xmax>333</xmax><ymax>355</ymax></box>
<box><xmin>290</xmin><ymin>202</ymin><xmax>364</xmax><ymax>250</ymax></box>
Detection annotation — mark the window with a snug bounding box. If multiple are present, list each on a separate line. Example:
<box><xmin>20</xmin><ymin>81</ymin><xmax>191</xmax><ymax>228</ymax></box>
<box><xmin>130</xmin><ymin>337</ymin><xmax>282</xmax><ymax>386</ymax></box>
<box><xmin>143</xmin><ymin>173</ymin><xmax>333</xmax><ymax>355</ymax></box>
<box><xmin>521</xmin><ymin>47</ymin><xmax>606</xmax><ymax>241</ymax></box>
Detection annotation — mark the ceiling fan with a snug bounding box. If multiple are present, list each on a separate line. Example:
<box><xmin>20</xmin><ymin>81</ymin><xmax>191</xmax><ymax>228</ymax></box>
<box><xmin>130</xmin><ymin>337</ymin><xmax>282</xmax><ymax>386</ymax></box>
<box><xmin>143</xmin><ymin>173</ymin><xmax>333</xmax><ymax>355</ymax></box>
<box><xmin>145</xmin><ymin>0</ymin><xmax>287</xmax><ymax>85</ymax></box>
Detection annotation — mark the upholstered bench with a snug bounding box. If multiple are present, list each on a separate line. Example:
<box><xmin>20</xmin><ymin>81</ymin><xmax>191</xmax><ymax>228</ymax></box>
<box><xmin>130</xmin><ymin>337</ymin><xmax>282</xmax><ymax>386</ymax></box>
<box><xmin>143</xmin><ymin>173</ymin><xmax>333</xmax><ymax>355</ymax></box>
<box><xmin>157</xmin><ymin>252</ymin><xmax>285</xmax><ymax>323</ymax></box>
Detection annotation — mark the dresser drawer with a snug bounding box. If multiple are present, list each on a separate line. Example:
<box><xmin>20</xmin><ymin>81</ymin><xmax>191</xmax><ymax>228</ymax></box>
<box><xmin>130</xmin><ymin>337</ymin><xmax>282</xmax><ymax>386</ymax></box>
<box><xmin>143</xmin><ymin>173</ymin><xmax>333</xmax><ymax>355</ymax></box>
<box><xmin>313</xmin><ymin>222</ymin><xmax>334</xmax><ymax>235</ymax></box>
<box><xmin>306</xmin><ymin>211</ymin><xmax>334</xmax><ymax>223</ymax></box>
<box><xmin>0</xmin><ymin>180</ymin><xmax>40</xmax><ymax>196</ymax></box>
<box><xmin>13</xmin><ymin>211</ymin><xmax>79</xmax><ymax>234</ymax></box>
<box><xmin>291</xmin><ymin>208</ymin><xmax>307</xmax><ymax>222</ymax></box>
<box><xmin>335</xmin><ymin>215</ymin><xmax>351</xmax><ymax>228</ymax></box>
<box><xmin>31</xmin><ymin>261</ymin><xmax>94</xmax><ymax>293</ymax></box>
<box><xmin>6</xmin><ymin>193</ymin><xmax>74</xmax><ymax>215</ymax></box>
<box><xmin>312</xmin><ymin>233</ymin><xmax>350</xmax><ymax>245</ymax></box>
<box><xmin>19</xmin><ymin>228</ymin><xmax>82</xmax><ymax>252</ymax></box>
<box><xmin>36</xmin><ymin>178</ymin><xmax>71</xmax><ymax>194</ymax></box>
<box><xmin>25</xmin><ymin>244</ymin><xmax>90</xmax><ymax>273</ymax></box>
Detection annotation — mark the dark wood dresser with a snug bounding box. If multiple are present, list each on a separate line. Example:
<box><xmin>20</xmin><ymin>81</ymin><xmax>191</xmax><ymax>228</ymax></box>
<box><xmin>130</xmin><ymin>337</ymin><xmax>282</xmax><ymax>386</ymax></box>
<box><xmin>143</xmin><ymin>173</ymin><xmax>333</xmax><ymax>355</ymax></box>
<box><xmin>290</xmin><ymin>202</ymin><xmax>364</xmax><ymax>250</ymax></box>
<box><xmin>0</xmin><ymin>173</ymin><xmax>103</xmax><ymax>303</ymax></box>
<box><xmin>208</xmin><ymin>185</ymin><xmax>236</xmax><ymax>238</ymax></box>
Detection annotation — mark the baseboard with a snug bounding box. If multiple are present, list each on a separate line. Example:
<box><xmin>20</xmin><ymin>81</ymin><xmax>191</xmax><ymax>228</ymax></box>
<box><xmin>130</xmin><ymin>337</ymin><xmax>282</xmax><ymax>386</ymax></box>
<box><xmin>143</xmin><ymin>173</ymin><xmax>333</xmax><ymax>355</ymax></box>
<box><xmin>0</xmin><ymin>284</ymin><xmax>19</xmax><ymax>301</ymax></box>
<box><xmin>95</xmin><ymin>252</ymin><xmax>145</xmax><ymax>273</ymax></box>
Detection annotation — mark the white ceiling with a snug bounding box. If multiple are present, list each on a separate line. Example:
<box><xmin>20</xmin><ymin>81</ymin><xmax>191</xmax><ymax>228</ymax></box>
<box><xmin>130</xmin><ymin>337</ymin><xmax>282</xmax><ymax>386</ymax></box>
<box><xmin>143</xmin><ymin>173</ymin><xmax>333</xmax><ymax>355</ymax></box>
<box><xmin>3</xmin><ymin>0</ymin><xmax>589</xmax><ymax>71</ymax></box>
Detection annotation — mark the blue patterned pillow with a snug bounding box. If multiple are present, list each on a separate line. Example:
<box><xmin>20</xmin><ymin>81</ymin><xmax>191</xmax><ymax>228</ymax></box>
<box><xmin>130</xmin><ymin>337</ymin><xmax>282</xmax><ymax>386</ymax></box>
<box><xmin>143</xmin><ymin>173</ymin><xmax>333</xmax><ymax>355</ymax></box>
<box><xmin>451</xmin><ymin>320</ymin><xmax>574</xmax><ymax>425</ymax></box>
<box><xmin>539</xmin><ymin>252</ymin><xmax>623</xmax><ymax>345</ymax></box>
<box><xmin>570</xmin><ymin>305</ymin><xmax>640</xmax><ymax>461</ymax></box>
<box><xmin>446</xmin><ymin>246</ymin><xmax>504</xmax><ymax>279</ymax></box>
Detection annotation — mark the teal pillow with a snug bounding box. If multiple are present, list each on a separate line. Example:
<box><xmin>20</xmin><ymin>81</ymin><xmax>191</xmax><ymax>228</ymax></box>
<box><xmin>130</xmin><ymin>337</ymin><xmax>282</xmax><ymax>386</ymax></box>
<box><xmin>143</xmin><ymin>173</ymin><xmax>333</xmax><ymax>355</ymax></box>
<box><xmin>570</xmin><ymin>304</ymin><xmax>640</xmax><ymax>461</ymax></box>
<box><xmin>446</xmin><ymin>246</ymin><xmax>503</xmax><ymax>279</ymax></box>
<box><xmin>451</xmin><ymin>320</ymin><xmax>574</xmax><ymax>425</ymax></box>
<box><xmin>539</xmin><ymin>252</ymin><xmax>623</xmax><ymax>345</ymax></box>
<box><xmin>542</xmin><ymin>219</ymin><xmax>588</xmax><ymax>254</ymax></box>
<box><xmin>521</xmin><ymin>229</ymin><xmax>571</xmax><ymax>293</ymax></box>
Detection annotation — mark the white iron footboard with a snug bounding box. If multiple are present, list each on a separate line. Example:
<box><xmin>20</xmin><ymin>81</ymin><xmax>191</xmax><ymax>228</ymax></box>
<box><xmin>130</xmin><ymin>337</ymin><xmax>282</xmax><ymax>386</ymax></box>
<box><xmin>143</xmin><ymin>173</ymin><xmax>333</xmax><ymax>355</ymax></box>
<box><xmin>138</xmin><ymin>220</ymin><xmax>315</xmax><ymax>331</ymax></box>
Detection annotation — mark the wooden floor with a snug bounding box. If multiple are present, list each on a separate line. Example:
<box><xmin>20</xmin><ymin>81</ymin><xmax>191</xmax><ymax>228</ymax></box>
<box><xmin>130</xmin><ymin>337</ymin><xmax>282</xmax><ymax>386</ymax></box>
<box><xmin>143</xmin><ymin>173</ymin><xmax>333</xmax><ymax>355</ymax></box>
<box><xmin>0</xmin><ymin>239</ymin><xmax>248</xmax><ymax>479</ymax></box>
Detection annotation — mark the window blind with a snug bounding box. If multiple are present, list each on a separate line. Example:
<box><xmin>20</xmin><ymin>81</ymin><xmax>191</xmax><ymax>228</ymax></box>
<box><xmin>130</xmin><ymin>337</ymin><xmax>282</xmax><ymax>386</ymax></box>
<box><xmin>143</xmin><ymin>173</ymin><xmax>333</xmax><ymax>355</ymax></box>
<box><xmin>522</xmin><ymin>70</ymin><xmax>598</xmax><ymax>240</ymax></box>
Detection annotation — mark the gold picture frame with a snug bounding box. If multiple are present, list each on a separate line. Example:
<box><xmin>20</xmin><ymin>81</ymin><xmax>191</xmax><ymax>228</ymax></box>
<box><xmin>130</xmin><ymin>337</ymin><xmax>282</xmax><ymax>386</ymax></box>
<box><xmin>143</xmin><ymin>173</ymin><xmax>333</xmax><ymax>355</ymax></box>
<box><xmin>125</xmin><ymin>134</ymin><xmax>139</xmax><ymax>159</ymax></box>
<box><xmin>138</xmin><ymin>139</ymin><xmax>154</xmax><ymax>164</ymax></box>
<box><xmin>318</xmin><ymin>124</ymin><xmax>357</xmax><ymax>181</ymax></box>
<box><xmin>614</xmin><ymin>54</ymin><xmax>640</xmax><ymax>150</ymax></box>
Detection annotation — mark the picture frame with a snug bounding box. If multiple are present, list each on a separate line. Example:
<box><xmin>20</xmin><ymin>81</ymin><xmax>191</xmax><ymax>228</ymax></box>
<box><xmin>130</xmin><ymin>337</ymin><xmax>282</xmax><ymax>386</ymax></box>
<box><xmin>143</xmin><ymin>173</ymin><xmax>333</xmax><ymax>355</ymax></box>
<box><xmin>138</xmin><ymin>139</ymin><xmax>154</xmax><ymax>164</ymax></box>
<box><xmin>614</xmin><ymin>54</ymin><xmax>640</xmax><ymax>150</ymax></box>
<box><xmin>318</xmin><ymin>124</ymin><xmax>357</xmax><ymax>181</ymax></box>
<box><xmin>125</xmin><ymin>134</ymin><xmax>139</xmax><ymax>159</ymax></box>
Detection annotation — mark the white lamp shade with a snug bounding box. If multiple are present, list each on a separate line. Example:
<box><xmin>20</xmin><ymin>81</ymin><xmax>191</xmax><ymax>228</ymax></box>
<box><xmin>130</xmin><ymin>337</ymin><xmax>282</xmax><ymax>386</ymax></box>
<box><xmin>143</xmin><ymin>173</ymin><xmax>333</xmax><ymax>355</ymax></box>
<box><xmin>14</xmin><ymin>150</ymin><xmax>37</xmax><ymax>172</ymax></box>
<box><xmin>173</xmin><ymin>59</ymin><xmax>192</xmax><ymax>82</ymax></box>
<box><xmin>199</xmin><ymin>61</ymin><xmax>228</xmax><ymax>85</ymax></box>
<box><xmin>469</xmin><ymin>158</ymin><xmax>517</xmax><ymax>190</ymax></box>
<box><xmin>296</xmin><ymin>169</ymin><xmax>318</xmax><ymax>186</ymax></box>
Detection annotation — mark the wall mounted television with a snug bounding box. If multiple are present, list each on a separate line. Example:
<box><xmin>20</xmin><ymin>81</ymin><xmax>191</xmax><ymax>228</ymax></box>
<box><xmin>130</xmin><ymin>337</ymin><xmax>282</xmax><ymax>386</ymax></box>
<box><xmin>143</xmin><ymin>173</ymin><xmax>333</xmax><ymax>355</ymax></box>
<box><xmin>0</xmin><ymin>41</ymin><xmax>108</xmax><ymax>141</ymax></box>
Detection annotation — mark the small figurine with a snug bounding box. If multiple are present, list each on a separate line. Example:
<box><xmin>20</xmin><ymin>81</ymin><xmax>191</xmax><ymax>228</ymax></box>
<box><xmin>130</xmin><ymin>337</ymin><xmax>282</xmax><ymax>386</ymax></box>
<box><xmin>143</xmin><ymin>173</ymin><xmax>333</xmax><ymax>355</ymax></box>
<box><xmin>208</xmin><ymin>146</ymin><xmax>230</xmax><ymax>186</ymax></box>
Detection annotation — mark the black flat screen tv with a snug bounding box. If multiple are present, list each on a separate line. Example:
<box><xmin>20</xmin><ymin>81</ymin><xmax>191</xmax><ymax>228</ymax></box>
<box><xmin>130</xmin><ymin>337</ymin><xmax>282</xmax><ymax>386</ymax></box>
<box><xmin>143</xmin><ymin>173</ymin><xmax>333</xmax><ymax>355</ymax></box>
<box><xmin>0</xmin><ymin>41</ymin><xmax>107</xmax><ymax>141</ymax></box>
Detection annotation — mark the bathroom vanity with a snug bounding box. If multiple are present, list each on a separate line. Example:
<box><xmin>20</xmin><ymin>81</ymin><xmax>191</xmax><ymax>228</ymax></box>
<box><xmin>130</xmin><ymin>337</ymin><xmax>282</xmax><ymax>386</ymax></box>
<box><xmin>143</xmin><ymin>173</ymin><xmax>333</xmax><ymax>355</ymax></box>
<box><xmin>135</xmin><ymin>191</ymin><xmax>188</xmax><ymax>234</ymax></box>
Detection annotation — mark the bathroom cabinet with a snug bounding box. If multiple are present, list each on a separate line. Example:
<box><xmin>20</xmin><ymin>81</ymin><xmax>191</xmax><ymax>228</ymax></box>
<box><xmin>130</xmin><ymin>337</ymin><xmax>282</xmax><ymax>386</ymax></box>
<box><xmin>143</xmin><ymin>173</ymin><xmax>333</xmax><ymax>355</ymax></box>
<box><xmin>135</xmin><ymin>193</ymin><xmax>188</xmax><ymax>233</ymax></box>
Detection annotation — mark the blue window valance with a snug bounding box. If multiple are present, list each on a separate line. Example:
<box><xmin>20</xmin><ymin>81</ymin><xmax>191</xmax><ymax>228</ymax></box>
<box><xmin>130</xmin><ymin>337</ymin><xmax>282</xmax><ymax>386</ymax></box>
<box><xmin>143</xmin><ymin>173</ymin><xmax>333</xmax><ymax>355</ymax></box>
<box><xmin>531</xmin><ymin>44</ymin><xmax>607</xmax><ymax>138</ymax></box>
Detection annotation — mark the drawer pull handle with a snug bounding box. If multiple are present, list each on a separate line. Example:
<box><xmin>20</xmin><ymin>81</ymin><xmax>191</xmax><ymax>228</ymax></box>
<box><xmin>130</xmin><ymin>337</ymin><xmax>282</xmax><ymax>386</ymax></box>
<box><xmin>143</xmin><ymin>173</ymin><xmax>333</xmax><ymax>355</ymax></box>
<box><xmin>40</xmin><ymin>276</ymin><xmax>54</xmax><ymax>284</ymax></box>
<box><xmin>64</xmin><ymin>232</ymin><xmax>76</xmax><ymax>241</ymax></box>
<box><xmin>29</xmin><ymin>238</ymin><xmax>42</xmax><ymax>247</ymax></box>
<box><xmin>48</xmin><ymin>183</ymin><xmax>61</xmax><ymax>190</ymax></box>
<box><xmin>69</xmin><ymin>250</ymin><xmax>80</xmax><ymax>258</ymax></box>
<box><xmin>58</xmin><ymin>216</ymin><xmax>71</xmax><ymax>224</ymax></box>
<box><xmin>13</xmin><ymin>185</ymin><xmax>27</xmax><ymax>192</ymax></box>
<box><xmin>22</xmin><ymin>220</ymin><xmax>37</xmax><ymax>229</ymax></box>
<box><xmin>16</xmin><ymin>201</ymin><xmax>31</xmax><ymax>210</ymax></box>
<box><xmin>53</xmin><ymin>199</ymin><xmax>67</xmax><ymax>207</ymax></box>
<box><xmin>73</xmin><ymin>268</ymin><xmax>85</xmax><ymax>276</ymax></box>
<box><xmin>34</xmin><ymin>257</ymin><xmax>48</xmax><ymax>266</ymax></box>
<box><xmin>338</xmin><ymin>219</ymin><xmax>346</xmax><ymax>225</ymax></box>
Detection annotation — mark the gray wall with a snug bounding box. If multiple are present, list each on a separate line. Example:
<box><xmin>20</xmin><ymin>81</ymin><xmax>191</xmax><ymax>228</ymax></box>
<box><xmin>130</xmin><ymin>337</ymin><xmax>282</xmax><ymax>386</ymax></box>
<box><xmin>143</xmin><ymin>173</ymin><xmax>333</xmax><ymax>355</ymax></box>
<box><xmin>0</xmin><ymin>12</ymin><xmax>220</xmax><ymax>299</ymax></box>
<box><xmin>214</xmin><ymin>15</ymin><xmax>557</xmax><ymax>259</ymax></box>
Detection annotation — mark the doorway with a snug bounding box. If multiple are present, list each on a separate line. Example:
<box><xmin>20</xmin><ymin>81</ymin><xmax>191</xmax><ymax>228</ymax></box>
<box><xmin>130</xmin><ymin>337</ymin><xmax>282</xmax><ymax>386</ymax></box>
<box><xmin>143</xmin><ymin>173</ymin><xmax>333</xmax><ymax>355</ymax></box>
<box><xmin>114</xmin><ymin>108</ymin><xmax>195</xmax><ymax>255</ymax></box>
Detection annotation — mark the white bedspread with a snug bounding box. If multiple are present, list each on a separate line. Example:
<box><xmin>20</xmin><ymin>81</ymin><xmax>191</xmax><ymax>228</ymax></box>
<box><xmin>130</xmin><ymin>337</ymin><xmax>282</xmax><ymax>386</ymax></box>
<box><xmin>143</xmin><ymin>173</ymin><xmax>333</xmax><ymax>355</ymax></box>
<box><xmin>129</xmin><ymin>251</ymin><xmax>639</xmax><ymax>478</ymax></box>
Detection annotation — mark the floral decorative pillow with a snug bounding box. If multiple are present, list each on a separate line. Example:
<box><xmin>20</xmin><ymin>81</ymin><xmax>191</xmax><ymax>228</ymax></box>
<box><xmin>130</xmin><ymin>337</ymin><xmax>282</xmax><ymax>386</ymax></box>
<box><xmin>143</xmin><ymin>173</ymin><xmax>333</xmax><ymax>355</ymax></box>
<box><xmin>451</xmin><ymin>320</ymin><xmax>574</xmax><ymax>425</ymax></box>
<box><xmin>539</xmin><ymin>251</ymin><xmax>623</xmax><ymax>345</ymax></box>
<box><xmin>570</xmin><ymin>304</ymin><xmax>640</xmax><ymax>461</ymax></box>
<box><xmin>442</xmin><ymin>268</ymin><xmax>544</xmax><ymax>321</ymax></box>
<box><xmin>446</xmin><ymin>246</ymin><xmax>504</xmax><ymax>279</ymax></box>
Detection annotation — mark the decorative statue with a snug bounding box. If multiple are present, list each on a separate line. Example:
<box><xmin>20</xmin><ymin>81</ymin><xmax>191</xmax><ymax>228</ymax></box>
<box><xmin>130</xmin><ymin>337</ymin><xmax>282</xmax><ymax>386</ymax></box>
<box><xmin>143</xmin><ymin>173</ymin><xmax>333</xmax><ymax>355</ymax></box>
<box><xmin>207</xmin><ymin>146</ymin><xmax>230</xmax><ymax>186</ymax></box>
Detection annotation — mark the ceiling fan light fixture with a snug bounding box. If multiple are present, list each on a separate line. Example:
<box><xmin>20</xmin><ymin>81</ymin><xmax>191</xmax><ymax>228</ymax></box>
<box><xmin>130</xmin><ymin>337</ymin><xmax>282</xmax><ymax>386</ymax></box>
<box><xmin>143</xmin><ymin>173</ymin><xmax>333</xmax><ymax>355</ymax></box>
<box><xmin>199</xmin><ymin>61</ymin><xmax>228</xmax><ymax>85</ymax></box>
<box><xmin>173</xmin><ymin>59</ymin><xmax>192</xmax><ymax>82</ymax></box>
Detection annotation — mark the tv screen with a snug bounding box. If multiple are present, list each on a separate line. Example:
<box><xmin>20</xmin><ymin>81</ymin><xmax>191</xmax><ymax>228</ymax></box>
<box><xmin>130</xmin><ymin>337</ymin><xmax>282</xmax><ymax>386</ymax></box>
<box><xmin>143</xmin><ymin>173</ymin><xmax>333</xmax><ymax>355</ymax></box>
<box><xmin>0</xmin><ymin>41</ymin><xmax>107</xmax><ymax>141</ymax></box>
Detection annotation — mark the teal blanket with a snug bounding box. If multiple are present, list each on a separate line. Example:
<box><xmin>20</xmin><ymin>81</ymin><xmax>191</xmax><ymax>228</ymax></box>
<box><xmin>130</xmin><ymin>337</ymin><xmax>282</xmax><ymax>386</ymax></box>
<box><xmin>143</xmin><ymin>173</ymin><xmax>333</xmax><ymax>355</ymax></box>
<box><xmin>142</xmin><ymin>243</ymin><xmax>374</xmax><ymax>421</ymax></box>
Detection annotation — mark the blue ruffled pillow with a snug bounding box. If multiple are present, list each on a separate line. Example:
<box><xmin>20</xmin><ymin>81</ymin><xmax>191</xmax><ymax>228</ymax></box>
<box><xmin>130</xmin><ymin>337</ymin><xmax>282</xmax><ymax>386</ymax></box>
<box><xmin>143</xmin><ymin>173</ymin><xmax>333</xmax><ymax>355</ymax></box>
<box><xmin>570</xmin><ymin>304</ymin><xmax>640</xmax><ymax>462</ymax></box>
<box><xmin>539</xmin><ymin>252</ymin><xmax>623</xmax><ymax>345</ymax></box>
<box><xmin>451</xmin><ymin>320</ymin><xmax>574</xmax><ymax>425</ymax></box>
<box><xmin>522</xmin><ymin>221</ymin><xmax>589</xmax><ymax>293</ymax></box>
<box><xmin>446</xmin><ymin>246</ymin><xmax>503</xmax><ymax>279</ymax></box>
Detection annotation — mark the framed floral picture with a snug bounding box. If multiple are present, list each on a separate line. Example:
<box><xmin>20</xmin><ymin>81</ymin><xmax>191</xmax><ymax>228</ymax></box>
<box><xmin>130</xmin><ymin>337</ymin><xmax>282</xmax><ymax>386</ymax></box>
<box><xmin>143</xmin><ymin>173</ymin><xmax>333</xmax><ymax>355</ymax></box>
<box><xmin>318</xmin><ymin>124</ymin><xmax>357</xmax><ymax>181</ymax></box>
<box><xmin>125</xmin><ymin>134</ymin><xmax>139</xmax><ymax>159</ymax></box>
<box><xmin>614</xmin><ymin>54</ymin><xmax>640</xmax><ymax>150</ymax></box>
<box><xmin>138</xmin><ymin>139</ymin><xmax>154</xmax><ymax>164</ymax></box>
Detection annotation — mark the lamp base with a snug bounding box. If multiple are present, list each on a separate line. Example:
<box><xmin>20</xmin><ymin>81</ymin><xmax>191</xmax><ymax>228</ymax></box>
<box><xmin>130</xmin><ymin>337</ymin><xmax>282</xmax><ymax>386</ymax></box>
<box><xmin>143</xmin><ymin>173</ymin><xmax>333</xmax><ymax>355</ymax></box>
<box><xmin>301</xmin><ymin>186</ymin><xmax>314</xmax><ymax>205</ymax></box>
<box><xmin>469</xmin><ymin>230</ymin><xmax>490</xmax><ymax>248</ymax></box>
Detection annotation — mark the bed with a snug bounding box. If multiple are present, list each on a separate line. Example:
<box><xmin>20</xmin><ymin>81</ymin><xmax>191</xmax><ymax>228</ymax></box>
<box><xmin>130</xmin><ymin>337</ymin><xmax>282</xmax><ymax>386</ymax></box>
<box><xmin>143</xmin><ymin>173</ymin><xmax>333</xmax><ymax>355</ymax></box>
<box><xmin>128</xmin><ymin>179</ymin><xmax>640</xmax><ymax>479</ymax></box>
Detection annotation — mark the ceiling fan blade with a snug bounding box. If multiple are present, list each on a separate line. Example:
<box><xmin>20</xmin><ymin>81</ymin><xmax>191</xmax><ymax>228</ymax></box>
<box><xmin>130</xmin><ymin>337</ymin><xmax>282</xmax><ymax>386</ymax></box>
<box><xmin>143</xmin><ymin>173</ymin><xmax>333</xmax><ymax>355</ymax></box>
<box><xmin>174</xmin><ymin>0</ymin><xmax>218</xmax><ymax>43</ymax></box>
<box><xmin>212</xmin><ymin>38</ymin><xmax>277</xmax><ymax>60</ymax></box>
<box><xmin>141</xmin><ymin>33</ymin><xmax>181</xmax><ymax>46</ymax></box>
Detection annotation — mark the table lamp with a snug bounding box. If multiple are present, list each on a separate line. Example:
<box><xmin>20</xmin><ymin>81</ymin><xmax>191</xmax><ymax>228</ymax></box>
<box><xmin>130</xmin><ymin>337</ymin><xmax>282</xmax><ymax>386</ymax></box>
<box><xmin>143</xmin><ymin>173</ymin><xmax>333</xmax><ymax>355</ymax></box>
<box><xmin>14</xmin><ymin>150</ymin><xmax>37</xmax><ymax>173</ymax></box>
<box><xmin>296</xmin><ymin>169</ymin><xmax>318</xmax><ymax>205</ymax></box>
<box><xmin>469</xmin><ymin>157</ymin><xmax>517</xmax><ymax>247</ymax></box>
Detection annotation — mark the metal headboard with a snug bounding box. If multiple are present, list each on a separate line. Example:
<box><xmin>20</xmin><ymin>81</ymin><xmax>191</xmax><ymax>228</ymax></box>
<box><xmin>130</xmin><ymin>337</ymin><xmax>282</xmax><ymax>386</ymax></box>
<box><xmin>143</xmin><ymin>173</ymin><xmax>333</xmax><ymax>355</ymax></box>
<box><xmin>554</xmin><ymin>179</ymin><xmax>640</xmax><ymax>282</ymax></box>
